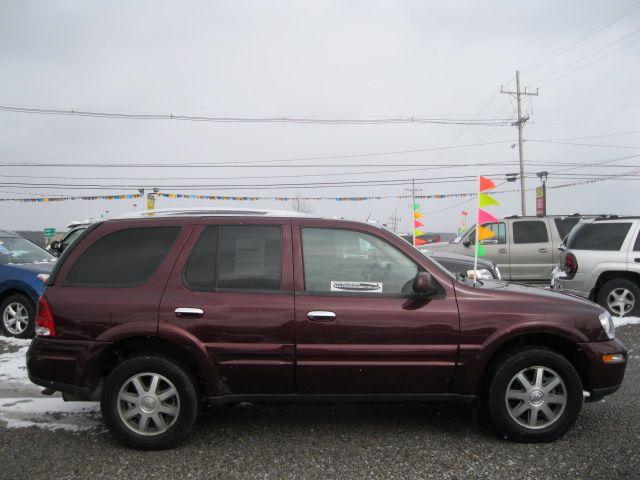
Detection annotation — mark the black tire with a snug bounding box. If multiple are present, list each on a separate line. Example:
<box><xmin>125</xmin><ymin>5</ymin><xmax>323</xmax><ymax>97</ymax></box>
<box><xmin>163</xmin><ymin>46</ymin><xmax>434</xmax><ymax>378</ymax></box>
<box><xmin>0</xmin><ymin>293</ymin><xmax>35</xmax><ymax>338</ymax></box>
<box><xmin>596</xmin><ymin>278</ymin><xmax>640</xmax><ymax>317</ymax></box>
<box><xmin>101</xmin><ymin>355</ymin><xmax>199</xmax><ymax>450</ymax></box>
<box><xmin>487</xmin><ymin>347</ymin><xmax>583</xmax><ymax>443</ymax></box>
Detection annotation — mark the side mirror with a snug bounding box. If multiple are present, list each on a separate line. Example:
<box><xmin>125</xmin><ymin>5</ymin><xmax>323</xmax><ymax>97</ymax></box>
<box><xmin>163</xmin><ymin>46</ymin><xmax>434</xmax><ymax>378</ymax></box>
<box><xmin>49</xmin><ymin>240</ymin><xmax>62</xmax><ymax>256</ymax></box>
<box><xmin>413</xmin><ymin>271</ymin><xmax>437</xmax><ymax>297</ymax></box>
<box><xmin>462</xmin><ymin>240</ymin><xmax>471</xmax><ymax>248</ymax></box>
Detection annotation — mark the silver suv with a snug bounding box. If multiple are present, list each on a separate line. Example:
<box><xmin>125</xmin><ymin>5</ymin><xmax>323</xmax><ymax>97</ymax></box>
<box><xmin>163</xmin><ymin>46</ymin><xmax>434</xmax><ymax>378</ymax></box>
<box><xmin>552</xmin><ymin>217</ymin><xmax>640</xmax><ymax>317</ymax></box>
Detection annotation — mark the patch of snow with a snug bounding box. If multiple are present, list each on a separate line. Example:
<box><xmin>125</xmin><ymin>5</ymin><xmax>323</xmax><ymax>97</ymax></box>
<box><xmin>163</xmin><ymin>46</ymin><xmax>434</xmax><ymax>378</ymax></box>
<box><xmin>0</xmin><ymin>397</ymin><xmax>100</xmax><ymax>431</ymax></box>
<box><xmin>0</xmin><ymin>337</ymin><xmax>32</xmax><ymax>386</ymax></box>
<box><xmin>613</xmin><ymin>316</ymin><xmax>640</xmax><ymax>328</ymax></box>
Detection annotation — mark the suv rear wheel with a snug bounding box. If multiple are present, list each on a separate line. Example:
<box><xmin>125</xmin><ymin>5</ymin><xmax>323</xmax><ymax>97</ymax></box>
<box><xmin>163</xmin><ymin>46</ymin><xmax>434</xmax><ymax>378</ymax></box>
<box><xmin>0</xmin><ymin>294</ymin><xmax>35</xmax><ymax>338</ymax></box>
<box><xmin>487</xmin><ymin>347</ymin><xmax>583</xmax><ymax>443</ymax></box>
<box><xmin>101</xmin><ymin>356</ymin><xmax>199</xmax><ymax>450</ymax></box>
<box><xmin>597</xmin><ymin>278</ymin><xmax>640</xmax><ymax>317</ymax></box>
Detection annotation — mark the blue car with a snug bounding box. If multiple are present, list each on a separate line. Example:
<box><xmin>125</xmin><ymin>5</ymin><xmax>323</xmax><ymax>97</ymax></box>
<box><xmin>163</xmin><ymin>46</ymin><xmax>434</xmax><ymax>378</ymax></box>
<box><xmin>0</xmin><ymin>230</ymin><xmax>56</xmax><ymax>338</ymax></box>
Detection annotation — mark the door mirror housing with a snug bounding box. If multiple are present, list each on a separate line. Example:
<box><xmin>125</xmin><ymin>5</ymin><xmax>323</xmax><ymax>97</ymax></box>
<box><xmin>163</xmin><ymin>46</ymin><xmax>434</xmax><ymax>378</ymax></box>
<box><xmin>49</xmin><ymin>240</ymin><xmax>62</xmax><ymax>256</ymax></box>
<box><xmin>462</xmin><ymin>240</ymin><xmax>471</xmax><ymax>248</ymax></box>
<box><xmin>413</xmin><ymin>271</ymin><xmax>438</xmax><ymax>297</ymax></box>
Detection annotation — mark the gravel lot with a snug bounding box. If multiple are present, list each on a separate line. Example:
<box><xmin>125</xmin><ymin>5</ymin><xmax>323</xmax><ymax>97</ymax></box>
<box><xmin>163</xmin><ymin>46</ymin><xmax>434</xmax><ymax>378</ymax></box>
<box><xmin>1</xmin><ymin>324</ymin><xmax>639</xmax><ymax>480</ymax></box>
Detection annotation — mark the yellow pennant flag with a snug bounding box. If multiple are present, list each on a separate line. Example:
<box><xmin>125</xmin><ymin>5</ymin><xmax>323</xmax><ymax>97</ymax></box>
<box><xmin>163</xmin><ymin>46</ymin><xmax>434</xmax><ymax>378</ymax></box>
<box><xmin>478</xmin><ymin>193</ymin><xmax>499</xmax><ymax>208</ymax></box>
<box><xmin>414</xmin><ymin>229</ymin><xmax>424</xmax><ymax>236</ymax></box>
<box><xmin>477</xmin><ymin>225</ymin><xmax>495</xmax><ymax>241</ymax></box>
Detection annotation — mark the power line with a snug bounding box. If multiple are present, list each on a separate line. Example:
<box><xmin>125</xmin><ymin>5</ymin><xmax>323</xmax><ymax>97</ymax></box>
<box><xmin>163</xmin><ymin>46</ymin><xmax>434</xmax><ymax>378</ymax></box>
<box><xmin>0</xmin><ymin>105</ymin><xmax>514</xmax><ymax>126</ymax></box>
<box><xmin>535</xmin><ymin>34</ymin><xmax>640</xmax><ymax>89</ymax></box>
<box><xmin>527</xmin><ymin>139</ymin><xmax>640</xmax><ymax>150</ymax></box>
<box><xmin>0</xmin><ymin>139</ymin><xmax>515</xmax><ymax>168</ymax></box>
<box><xmin>521</xmin><ymin>1</ymin><xmax>640</xmax><ymax>74</ymax></box>
<box><xmin>528</xmin><ymin>27</ymin><xmax>640</xmax><ymax>87</ymax></box>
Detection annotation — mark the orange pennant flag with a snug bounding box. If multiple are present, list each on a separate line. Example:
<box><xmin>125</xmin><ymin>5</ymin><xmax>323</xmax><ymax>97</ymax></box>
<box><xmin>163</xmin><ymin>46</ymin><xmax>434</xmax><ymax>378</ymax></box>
<box><xmin>477</xmin><ymin>225</ymin><xmax>495</xmax><ymax>241</ymax></box>
<box><xmin>415</xmin><ymin>238</ymin><xmax>427</xmax><ymax>246</ymax></box>
<box><xmin>413</xmin><ymin>211</ymin><xmax>423</xmax><ymax>220</ymax></box>
<box><xmin>479</xmin><ymin>176</ymin><xmax>496</xmax><ymax>192</ymax></box>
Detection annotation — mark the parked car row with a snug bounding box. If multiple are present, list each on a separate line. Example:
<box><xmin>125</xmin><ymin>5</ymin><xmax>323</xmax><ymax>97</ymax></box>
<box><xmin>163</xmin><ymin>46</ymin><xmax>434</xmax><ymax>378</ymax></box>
<box><xmin>26</xmin><ymin>208</ymin><xmax>626</xmax><ymax>449</ymax></box>
<box><xmin>0</xmin><ymin>230</ymin><xmax>56</xmax><ymax>338</ymax></box>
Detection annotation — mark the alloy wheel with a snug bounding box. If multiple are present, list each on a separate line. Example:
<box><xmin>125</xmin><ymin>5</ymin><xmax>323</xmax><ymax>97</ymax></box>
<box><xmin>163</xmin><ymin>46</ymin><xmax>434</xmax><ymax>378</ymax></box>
<box><xmin>607</xmin><ymin>288</ymin><xmax>635</xmax><ymax>316</ymax></box>
<box><xmin>117</xmin><ymin>372</ymin><xmax>181</xmax><ymax>436</ymax></box>
<box><xmin>2</xmin><ymin>302</ymin><xmax>29</xmax><ymax>335</ymax></box>
<box><xmin>505</xmin><ymin>366</ymin><xmax>567</xmax><ymax>430</ymax></box>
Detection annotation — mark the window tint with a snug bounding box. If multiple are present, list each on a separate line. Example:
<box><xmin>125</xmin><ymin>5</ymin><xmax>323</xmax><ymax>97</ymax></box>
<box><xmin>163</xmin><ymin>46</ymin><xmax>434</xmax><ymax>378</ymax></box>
<box><xmin>513</xmin><ymin>221</ymin><xmax>548</xmax><ymax>244</ymax></box>
<box><xmin>466</xmin><ymin>222</ymin><xmax>506</xmax><ymax>245</ymax></box>
<box><xmin>62</xmin><ymin>228</ymin><xmax>86</xmax><ymax>249</ymax></box>
<box><xmin>302</xmin><ymin>228</ymin><xmax>418</xmax><ymax>294</ymax></box>
<box><xmin>635</xmin><ymin>230</ymin><xmax>640</xmax><ymax>252</ymax></box>
<box><xmin>66</xmin><ymin>226</ymin><xmax>180</xmax><ymax>286</ymax></box>
<box><xmin>218</xmin><ymin>226</ymin><xmax>282</xmax><ymax>291</ymax></box>
<box><xmin>183</xmin><ymin>226</ymin><xmax>219</xmax><ymax>290</ymax></box>
<box><xmin>553</xmin><ymin>217</ymin><xmax>580</xmax><ymax>241</ymax></box>
<box><xmin>567</xmin><ymin>223</ymin><xmax>632</xmax><ymax>251</ymax></box>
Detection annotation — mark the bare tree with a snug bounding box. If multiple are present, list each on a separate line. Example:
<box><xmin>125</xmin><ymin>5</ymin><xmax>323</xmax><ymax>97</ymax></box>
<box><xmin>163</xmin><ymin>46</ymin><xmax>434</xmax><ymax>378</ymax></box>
<box><xmin>387</xmin><ymin>209</ymin><xmax>401</xmax><ymax>232</ymax></box>
<box><xmin>290</xmin><ymin>194</ymin><xmax>314</xmax><ymax>214</ymax></box>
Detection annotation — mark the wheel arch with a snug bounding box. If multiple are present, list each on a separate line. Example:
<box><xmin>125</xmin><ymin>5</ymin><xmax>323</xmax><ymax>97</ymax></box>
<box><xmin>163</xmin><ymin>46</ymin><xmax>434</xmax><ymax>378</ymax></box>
<box><xmin>90</xmin><ymin>336</ymin><xmax>214</xmax><ymax>399</ymax></box>
<box><xmin>478</xmin><ymin>331</ymin><xmax>591</xmax><ymax>400</ymax></box>
<box><xmin>591</xmin><ymin>270</ymin><xmax>640</xmax><ymax>301</ymax></box>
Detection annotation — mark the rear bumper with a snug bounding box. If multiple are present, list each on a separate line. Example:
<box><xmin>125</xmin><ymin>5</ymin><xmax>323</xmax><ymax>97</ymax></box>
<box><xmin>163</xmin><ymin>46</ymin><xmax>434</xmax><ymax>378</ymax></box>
<box><xmin>551</xmin><ymin>268</ymin><xmax>594</xmax><ymax>298</ymax></box>
<box><xmin>579</xmin><ymin>338</ymin><xmax>627</xmax><ymax>401</ymax></box>
<box><xmin>26</xmin><ymin>336</ymin><xmax>111</xmax><ymax>397</ymax></box>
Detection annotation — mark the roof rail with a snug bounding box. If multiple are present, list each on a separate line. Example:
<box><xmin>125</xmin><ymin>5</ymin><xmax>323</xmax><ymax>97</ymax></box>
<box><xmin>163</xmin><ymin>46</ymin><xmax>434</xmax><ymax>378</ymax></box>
<box><xmin>116</xmin><ymin>207</ymin><xmax>315</xmax><ymax>219</ymax></box>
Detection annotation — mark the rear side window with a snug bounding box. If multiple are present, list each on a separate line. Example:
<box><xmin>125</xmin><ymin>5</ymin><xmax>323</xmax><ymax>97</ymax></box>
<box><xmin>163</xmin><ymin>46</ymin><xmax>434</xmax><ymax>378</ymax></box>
<box><xmin>567</xmin><ymin>223</ymin><xmax>632</xmax><ymax>251</ymax></box>
<box><xmin>513</xmin><ymin>221</ymin><xmax>548</xmax><ymax>244</ymax></box>
<box><xmin>553</xmin><ymin>217</ymin><xmax>580</xmax><ymax>240</ymax></box>
<box><xmin>66</xmin><ymin>226</ymin><xmax>180</xmax><ymax>286</ymax></box>
<box><xmin>183</xmin><ymin>225</ymin><xmax>282</xmax><ymax>291</ymax></box>
<box><xmin>635</xmin><ymin>230</ymin><xmax>640</xmax><ymax>252</ymax></box>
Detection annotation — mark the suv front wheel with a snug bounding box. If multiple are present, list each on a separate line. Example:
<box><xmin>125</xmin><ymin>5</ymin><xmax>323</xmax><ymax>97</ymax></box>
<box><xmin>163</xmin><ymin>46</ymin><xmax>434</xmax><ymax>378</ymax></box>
<box><xmin>487</xmin><ymin>347</ymin><xmax>583</xmax><ymax>443</ymax></box>
<box><xmin>101</xmin><ymin>356</ymin><xmax>199</xmax><ymax>450</ymax></box>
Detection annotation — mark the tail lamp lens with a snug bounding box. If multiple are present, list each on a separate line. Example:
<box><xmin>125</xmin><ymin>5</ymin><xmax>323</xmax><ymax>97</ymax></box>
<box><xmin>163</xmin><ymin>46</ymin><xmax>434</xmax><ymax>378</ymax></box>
<box><xmin>35</xmin><ymin>296</ymin><xmax>55</xmax><ymax>336</ymax></box>
<box><xmin>564</xmin><ymin>252</ymin><xmax>578</xmax><ymax>276</ymax></box>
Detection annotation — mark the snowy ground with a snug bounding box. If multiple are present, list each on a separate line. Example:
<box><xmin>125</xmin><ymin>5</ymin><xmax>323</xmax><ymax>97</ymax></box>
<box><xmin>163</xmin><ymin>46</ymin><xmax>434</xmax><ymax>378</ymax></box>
<box><xmin>0</xmin><ymin>336</ymin><xmax>101</xmax><ymax>432</ymax></box>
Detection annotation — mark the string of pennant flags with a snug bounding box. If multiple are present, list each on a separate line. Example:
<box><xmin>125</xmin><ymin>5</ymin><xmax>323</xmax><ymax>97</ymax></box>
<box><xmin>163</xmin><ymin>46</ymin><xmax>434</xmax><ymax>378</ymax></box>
<box><xmin>0</xmin><ymin>175</ymin><xmax>622</xmax><ymax>204</ymax></box>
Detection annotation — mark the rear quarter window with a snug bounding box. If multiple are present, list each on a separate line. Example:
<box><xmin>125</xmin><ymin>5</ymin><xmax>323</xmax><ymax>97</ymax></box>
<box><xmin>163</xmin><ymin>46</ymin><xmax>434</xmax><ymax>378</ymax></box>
<box><xmin>65</xmin><ymin>226</ymin><xmax>180</xmax><ymax>286</ymax></box>
<box><xmin>566</xmin><ymin>223</ymin><xmax>632</xmax><ymax>251</ymax></box>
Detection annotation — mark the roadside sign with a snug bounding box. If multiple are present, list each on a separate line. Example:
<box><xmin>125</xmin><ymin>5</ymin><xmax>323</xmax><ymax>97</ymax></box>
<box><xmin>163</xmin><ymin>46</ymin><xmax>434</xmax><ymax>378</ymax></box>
<box><xmin>43</xmin><ymin>227</ymin><xmax>56</xmax><ymax>238</ymax></box>
<box><xmin>536</xmin><ymin>186</ymin><xmax>546</xmax><ymax>216</ymax></box>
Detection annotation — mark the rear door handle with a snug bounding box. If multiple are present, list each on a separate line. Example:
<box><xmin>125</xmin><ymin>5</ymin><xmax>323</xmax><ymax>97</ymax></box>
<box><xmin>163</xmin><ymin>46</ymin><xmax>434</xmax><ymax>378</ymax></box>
<box><xmin>307</xmin><ymin>311</ymin><xmax>336</xmax><ymax>322</ymax></box>
<box><xmin>499</xmin><ymin>248</ymin><xmax>507</xmax><ymax>254</ymax></box>
<box><xmin>175</xmin><ymin>307</ymin><xmax>204</xmax><ymax>319</ymax></box>
<box><xmin>538</xmin><ymin>248</ymin><xmax>550</xmax><ymax>253</ymax></box>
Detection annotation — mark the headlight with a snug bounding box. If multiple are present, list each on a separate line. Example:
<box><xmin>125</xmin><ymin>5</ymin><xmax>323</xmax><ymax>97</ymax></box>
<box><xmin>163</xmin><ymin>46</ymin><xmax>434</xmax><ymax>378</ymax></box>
<box><xmin>466</xmin><ymin>269</ymin><xmax>494</xmax><ymax>280</ymax></box>
<box><xmin>599</xmin><ymin>311</ymin><xmax>615</xmax><ymax>340</ymax></box>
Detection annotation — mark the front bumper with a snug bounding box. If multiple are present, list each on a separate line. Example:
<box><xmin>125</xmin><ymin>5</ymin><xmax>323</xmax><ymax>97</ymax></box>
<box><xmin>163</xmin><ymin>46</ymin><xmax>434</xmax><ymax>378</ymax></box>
<box><xmin>579</xmin><ymin>338</ymin><xmax>627</xmax><ymax>402</ymax></box>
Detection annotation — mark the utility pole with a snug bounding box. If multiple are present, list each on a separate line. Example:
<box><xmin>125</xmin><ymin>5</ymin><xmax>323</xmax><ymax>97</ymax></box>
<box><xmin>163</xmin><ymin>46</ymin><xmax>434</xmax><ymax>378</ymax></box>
<box><xmin>501</xmin><ymin>70</ymin><xmax>538</xmax><ymax>216</ymax></box>
<box><xmin>404</xmin><ymin>179</ymin><xmax>422</xmax><ymax>246</ymax></box>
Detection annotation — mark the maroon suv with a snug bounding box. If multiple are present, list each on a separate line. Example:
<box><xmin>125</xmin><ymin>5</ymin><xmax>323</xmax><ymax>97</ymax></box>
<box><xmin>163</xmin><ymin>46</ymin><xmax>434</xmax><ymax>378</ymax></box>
<box><xmin>27</xmin><ymin>209</ymin><xmax>627</xmax><ymax>449</ymax></box>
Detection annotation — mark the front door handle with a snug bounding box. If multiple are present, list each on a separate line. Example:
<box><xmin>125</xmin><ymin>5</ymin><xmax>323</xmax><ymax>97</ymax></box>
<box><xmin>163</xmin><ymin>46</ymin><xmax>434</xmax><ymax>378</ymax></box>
<box><xmin>307</xmin><ymin>311</ymin><xmax>336</xmax><ymax>322</ymax></box>
<box><xmin>538</xmin><ymin>248</ymin><xmax>550</xmax><ymax>253</ymax></box>
<box><xmin>499</xmin><ymin>248</ymin><xmax>507</xmax><ymax>254</ymax></box>
<box><xmin>175</xmin><ymin>307</ymin><xmax>204</xmax><ymax>319</ymax></box>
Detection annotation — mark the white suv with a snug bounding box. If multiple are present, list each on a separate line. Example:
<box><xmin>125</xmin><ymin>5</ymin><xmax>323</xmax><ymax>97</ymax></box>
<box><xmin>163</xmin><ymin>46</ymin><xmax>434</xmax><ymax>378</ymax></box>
<box><xmin>552</xmin><ymin>217</ymin><xmax>640</xmax><ymax>317</ymax></box>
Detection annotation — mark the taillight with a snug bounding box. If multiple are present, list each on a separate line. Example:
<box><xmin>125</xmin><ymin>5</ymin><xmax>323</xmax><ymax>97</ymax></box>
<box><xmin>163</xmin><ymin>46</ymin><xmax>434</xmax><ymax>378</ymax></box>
<box><xmin>564</xmin><ymin>252</ymin><xmax>578</xmax><ymax>278</ymax></box>
<box><xmin>35</xmin><ymin>296</ymin><xmax>55</xmax><ymax>336</ymax></box>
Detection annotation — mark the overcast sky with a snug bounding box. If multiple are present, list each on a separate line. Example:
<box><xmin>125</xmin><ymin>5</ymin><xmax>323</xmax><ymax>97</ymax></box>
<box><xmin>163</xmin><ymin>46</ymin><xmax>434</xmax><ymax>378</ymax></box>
<box><xmin>1</xmin><ymin>0</ymin><xmax>639</xmax><ymax>233</ymax></box>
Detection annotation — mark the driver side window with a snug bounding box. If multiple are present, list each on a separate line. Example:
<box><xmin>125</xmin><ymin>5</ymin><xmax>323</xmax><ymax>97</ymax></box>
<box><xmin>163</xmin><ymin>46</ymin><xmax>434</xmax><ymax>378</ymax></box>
<box><xmin>301</xmin><ymin>228</ymin><xmax>418</xmax><ymax>295</ymax></box>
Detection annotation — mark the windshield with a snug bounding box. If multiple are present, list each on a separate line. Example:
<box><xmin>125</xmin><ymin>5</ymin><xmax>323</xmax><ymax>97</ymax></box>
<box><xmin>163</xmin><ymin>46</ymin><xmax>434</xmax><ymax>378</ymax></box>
<box><xmin>0</xmin><ymin>237</ymin><xmax>56</xmax><ymax>265</ymax></box>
